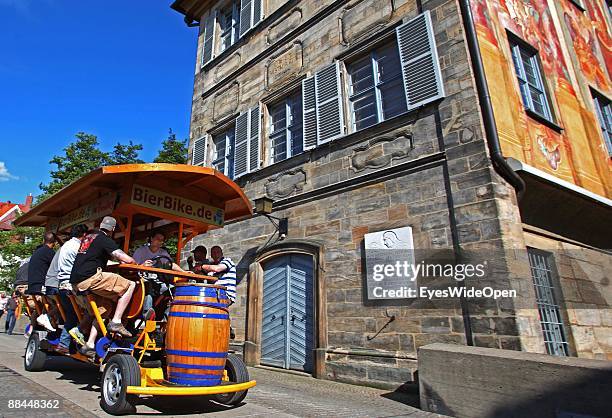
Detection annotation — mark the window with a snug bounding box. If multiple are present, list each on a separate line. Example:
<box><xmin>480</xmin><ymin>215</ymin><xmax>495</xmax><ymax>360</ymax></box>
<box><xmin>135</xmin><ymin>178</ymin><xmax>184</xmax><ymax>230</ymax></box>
<box><xmin>300</xmin><ymin>11</ymin><xmax>443</xmax><ymax>149</ymax></box>
<box><xmin>269</xmin><ymin>92</ymin><xmax>303</xmax><ymax>164</ymax></box>
<box><xmin>201</xmin><ymin>0</ymin><xmax>261</xmax><ymax>67</ymax></box>
<box><xmin>347</xmin><ymin>41</ymin><xmax>408</xmax><ymax>131</ymax></box>
<box><xmin>509</xmin><ymin>38</ymin><xmax>554</xmax><ymax>122</ymax></box>
<box><xmin>239</xmin><ymin>0</ymin><xmax>263</xmax><ymax>38</ymax></box>
<box><xmin>219</xmin><ymin>0</ymin><xmax>240</xmax><ymax>53</ymax></box>
<box><xmin>212</xmin><ymin>126</ymin><xmax>235</xmax><ymax>178</ymax></box>
<box><xmin>592</xmin><ymin>91</ymin><xmax>612</xmax><ymax>157</ymax></box>
<box><xmin>527</xmin><ymin>249</ymin><xmax>569</xmax><ymax>357</ymax></box>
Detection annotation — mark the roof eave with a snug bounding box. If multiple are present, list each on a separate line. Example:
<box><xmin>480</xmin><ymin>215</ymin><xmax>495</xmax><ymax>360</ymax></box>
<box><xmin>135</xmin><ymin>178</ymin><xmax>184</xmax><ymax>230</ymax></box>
<box><xmin>170</xmin><ymin>0</ymin><xmax>211</xmax><ymax>24</ymax></box>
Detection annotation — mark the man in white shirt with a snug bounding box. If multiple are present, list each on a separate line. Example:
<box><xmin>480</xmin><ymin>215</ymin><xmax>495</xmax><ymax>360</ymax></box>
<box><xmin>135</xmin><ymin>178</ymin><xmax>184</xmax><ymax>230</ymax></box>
<box><xmin>50</xmin><ymin>224</ymin><xmax>88</xmax><ymax>351</ymax></box>
<box><xmin>197</xmin><ymin>246</ymin><xmax>237</xmax><ymax>305</ymax></box>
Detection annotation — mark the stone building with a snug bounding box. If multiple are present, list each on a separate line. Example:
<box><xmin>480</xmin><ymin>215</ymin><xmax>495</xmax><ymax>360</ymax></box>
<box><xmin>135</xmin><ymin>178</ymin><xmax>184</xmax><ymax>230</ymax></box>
<box><xmin>170</xmin><ymin>0</ymin><xmax>612</xmax><ymax>389</ymax></box>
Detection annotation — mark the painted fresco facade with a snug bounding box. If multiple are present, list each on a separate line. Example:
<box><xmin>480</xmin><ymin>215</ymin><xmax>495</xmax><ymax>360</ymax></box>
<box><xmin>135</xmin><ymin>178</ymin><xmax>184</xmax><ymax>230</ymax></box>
<box><xmin>472</xmin><ymin>0</ymin><xmax>612</xmax><ymax>196</ymax></box>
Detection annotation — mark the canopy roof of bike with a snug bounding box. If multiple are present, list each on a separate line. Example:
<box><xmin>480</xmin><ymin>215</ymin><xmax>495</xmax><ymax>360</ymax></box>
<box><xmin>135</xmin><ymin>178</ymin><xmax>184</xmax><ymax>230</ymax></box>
<box><xmin>16</xmin><ymin>164</ymin><xmax>253</xmax><ymax>253</ymax></box>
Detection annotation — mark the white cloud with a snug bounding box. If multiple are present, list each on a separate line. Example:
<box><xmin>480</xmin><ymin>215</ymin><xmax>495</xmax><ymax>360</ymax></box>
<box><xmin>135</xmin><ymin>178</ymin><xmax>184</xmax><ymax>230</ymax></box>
<box><xmin>0</xmin><ymin>162</ymin><xmax>18</xmax><ymax>182</ymax></box>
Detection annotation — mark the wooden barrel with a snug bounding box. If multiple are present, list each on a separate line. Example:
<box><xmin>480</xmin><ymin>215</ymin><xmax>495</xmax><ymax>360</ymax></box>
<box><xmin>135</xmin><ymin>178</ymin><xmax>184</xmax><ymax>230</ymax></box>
<box><xmin>165</xmin><ymin>283</ymin><xmax>231</xmax><ymax>386</ymax></box>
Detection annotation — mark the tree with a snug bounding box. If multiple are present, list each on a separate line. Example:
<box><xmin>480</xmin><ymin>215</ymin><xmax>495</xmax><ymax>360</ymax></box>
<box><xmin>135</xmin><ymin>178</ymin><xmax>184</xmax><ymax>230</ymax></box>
<box><xmin>38</xmin><ymin>132</ymin><xmax>109</xmax><ymax>200</ymax></box>
<box><xmin>154</xmin><ymin>129</ymin><xmax>188</xmax><ymax>164</ymax></box>
<box><xmin>38</xmin><ymin>132</ymin><xmax>144</xmax><ymax>201</ymax></box>
<box><xmin>0</xmin><ymin>226</ymin><xmax>44</xmax><ymax>290</ymax></box>
<box><xmin>109</xmin><ymin>141</ymin><xmax>144</xmax><ymax>165</ymax></box>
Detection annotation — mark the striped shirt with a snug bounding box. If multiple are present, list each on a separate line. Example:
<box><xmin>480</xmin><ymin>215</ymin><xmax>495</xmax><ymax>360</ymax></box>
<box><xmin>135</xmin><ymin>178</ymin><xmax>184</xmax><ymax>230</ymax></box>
<box><xmin>214</xmin><ymin>257</ymin><xmax>237</xmax><ymax>304</ymax></box>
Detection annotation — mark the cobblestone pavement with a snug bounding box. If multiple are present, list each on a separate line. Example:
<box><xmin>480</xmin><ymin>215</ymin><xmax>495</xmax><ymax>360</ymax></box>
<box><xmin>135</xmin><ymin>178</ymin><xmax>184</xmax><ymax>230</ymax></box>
<box><xmin>0</xmin><ymin>332</ymin><xmax>445</xmax><ymax>417</ymax></box>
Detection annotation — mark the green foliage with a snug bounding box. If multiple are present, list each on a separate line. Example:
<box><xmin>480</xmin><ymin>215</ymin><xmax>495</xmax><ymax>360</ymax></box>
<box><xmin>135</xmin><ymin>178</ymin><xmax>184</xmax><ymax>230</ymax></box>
<box><xmin>154</xmin><ymin>129</ymin><xmax>188</xmax><ymax>164</ymax></box>
<box><xmin>109</xmin><ymin>141</ymin><xmax>144</xmax><ymax>165</ymax></box>
<box><xmin>38</xmin><ymin>132</ymin><xmax>143</xmax><ymax>202</ymax></box>
<box><xmin>0</xmin><ymin>226</ymin><xmax>44</xmax><ymax>290</ymax></box>
<box><xmin>164</xmin><ymin>236</ymin><xmax>179</xmax><ymax>258</ymax></box>
<box><xmin>38</xmin><ymin>132</ymin><xmax>109</xmax><ymax>201</ymax></box>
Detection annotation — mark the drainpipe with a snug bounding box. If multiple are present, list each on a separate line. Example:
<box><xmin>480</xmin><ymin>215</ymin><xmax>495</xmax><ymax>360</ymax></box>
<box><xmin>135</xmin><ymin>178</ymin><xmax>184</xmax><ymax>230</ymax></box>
<box><xmin>458</xmin><ymin>0</ymin><xmax>526</xmax><ymax>200</ymax></box>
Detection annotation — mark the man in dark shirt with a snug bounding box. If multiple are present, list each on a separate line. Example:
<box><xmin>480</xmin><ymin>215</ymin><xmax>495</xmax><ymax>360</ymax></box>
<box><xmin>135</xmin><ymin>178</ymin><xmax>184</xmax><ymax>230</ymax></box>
<box><xmin>187</xmin><ymin>245</ymin><xmax>209</xmax><ymax>272</ymax></box>
<box><xmin>27</xmin><ymin>232</ymin><xmax>56</xmax><ymax>295</ymax></box>
<box><xmin>70</xmin><ymin>216</ymin><xmax>136</xmax><ymax>357</ymax></box>
<box><xmin>26</xmin><ymin>232</ymin><xmax>57</xmax><ymax>331</ymax></box>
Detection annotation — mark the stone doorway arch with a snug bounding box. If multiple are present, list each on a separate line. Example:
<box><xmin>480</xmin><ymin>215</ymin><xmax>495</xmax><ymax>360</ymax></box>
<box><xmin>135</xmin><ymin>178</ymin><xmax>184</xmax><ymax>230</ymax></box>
<box><xmin>243</xmin><ymin>240</ymin><xmax>327</xmax><ymax>377</ymax></box>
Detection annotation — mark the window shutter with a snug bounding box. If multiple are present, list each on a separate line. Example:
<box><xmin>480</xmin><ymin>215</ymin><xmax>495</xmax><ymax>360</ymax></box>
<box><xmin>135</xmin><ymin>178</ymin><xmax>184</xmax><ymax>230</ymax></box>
<box><xmin>239</xmin><ymin>0</ymin><xmax>252</xmax><ymax>38</ymax></box>
<box><xmin>253</xmin><ymin>0</ymin><xmax>263</xmax><ymax>26</ymax></box>
<box><xmin>234</xmin><ymin>112</ymin><xmax>249</xmax><ymax>177</ymax></box>
<box><xmin>315</xmin><ymin>62</ymin><xmax>345</xmax><ymax>144</ymax></box>
<box><xmin>192</xmin><ymin>136</ymin><xmax>207</xmax><ymax>166</ymax></box>
<box><xmin>202</xmin><ymin>12</ymin><xmax>217</xmax><ymax>65</ymax></box>
<box><xmin>302</xmin><ymin>76</ymin><xmax>317</xmax><ymax>150</ymax></box>
<box><xmin>249</xmin><ymin>105</ymin><xmax>260</xmax><ymax>171</ymax></box>
<box><xmin>239</xmin><ymin>0</ymin><xmax>263</xmax><ymax>39</ymax></box>
<box><xmin>396</xmin><ymin>11</ymin><xmax>445</xmax><ymax>110</ymax></box>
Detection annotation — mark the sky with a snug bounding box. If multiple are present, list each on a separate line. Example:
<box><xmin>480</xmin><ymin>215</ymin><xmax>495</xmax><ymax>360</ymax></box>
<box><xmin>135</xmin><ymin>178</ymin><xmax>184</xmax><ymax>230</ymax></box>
<box><xmin>0</xmin><ymin>0</ymin><xmax>198</xmax><ymax>203</ymax></box>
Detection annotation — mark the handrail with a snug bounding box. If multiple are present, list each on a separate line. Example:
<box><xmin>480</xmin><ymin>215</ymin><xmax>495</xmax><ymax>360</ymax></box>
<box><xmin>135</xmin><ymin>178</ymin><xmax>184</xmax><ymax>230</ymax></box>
<box><xmin>112</xmin><ymin>264</ymin><xmax>218</xmax><ymax>282</ymax></box>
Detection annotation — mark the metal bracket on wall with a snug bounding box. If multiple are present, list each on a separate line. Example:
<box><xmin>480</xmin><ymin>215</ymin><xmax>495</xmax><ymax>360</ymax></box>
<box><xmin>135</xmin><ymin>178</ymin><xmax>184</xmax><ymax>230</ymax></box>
<box><xmin>366</xmin><ymin>309</ymin><xmax>396</xmax><ymax>341</ymax></box>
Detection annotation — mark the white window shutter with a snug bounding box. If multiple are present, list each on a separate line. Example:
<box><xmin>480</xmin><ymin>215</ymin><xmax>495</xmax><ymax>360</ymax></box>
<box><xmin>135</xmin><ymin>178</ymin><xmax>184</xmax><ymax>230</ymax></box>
<box><xmin>202</xmin><ymin>12</ymin><xmax>217</xmax><ymax>65</ymax></box>
<box><xmin>253</xmin><ymin>0</ymin><xmax>263</xmax><ymax>27</ymax></box>
<box><xmin>315</xmin><ymin>62</ymin><xmax>345</xmax><ymax>144</ymax></box>
<box><xmin>302</xmin><ymin>76</ymin><xmax>318</xmax><ymax>150</ymax></box>
<box><xmin>239</xmin><ymin>0</ymin><xmax>252</xmax><ymax>38</ymax></box>
<box><xmin>396</xmin><ymin>11</ymin><xmax>445</xmax><ymax>110</ymax></box>
<box><xmin>234</xmin><ymin>113</ymin><xmax>249</xmax><ymax>177</ymax></box>
<box><xmin>249</xmin><ymin>105</ymin><xmax>260</xmax><ymax>172</ymax></box>
<box><xmin>192</xmin><ymin>135</ymin><xmax>207</xmax><ymax>166</ymax></box>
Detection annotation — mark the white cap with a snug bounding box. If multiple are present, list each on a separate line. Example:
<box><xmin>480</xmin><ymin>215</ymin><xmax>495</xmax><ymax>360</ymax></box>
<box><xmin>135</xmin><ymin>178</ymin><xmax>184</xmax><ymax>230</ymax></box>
<box><xmin>100</xmin><ymin>216</ymin><xmax>117</xmax><ymax>231</ymax></box>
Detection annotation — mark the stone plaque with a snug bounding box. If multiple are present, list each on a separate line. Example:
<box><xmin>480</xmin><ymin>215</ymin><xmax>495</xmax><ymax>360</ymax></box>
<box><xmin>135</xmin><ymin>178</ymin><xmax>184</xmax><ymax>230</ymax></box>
<box><xmin>212</xmin><ymin>81</ymin><xmax>240</xmax><ymax>122</ymax></box>
<box><xmin>266</xmin><ymin>8</ymin><xmax>303</xmax><ymax>45</ymax></box>
<box><xmin>214</xmin><ymin>52</ymin><xmax>242</xmax><ymax>83</ymax></box>
<box><xmin>364</xmin><ymin>226</ymin><xmax>416</xmax><ymax>301</ymax></box>
<box><xmin>339</xmin><ymin>0</ymin><xmax>394</xmax><ymax>46</ymax></box>
<box><xmin>265</xmin><ymin>42</ymin><xmax>303</xmax><ymax>90</ymax></box>
<box><xmin>265</xmin><ymin>168</ymin><xmax>306</xmax><ymax>199</ymax></box>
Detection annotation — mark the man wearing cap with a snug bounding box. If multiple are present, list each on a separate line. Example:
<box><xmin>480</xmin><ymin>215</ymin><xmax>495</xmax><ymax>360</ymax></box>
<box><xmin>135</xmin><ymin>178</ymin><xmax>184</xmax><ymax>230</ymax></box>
<box><xmin>187</xmin><ymin>245</ymin><xmax>209</xmax><ymax>272</ymax></box>
<box><xmin>70</xmin><ymin>216</ymin><xmax>137</xmax><ymax>357</ymax></box>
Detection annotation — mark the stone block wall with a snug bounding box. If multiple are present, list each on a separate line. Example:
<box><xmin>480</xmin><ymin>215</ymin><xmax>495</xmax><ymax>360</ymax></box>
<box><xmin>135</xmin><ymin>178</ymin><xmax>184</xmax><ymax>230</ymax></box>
<box><xmin>180</xmin><ymin>0</ymin><xmax>545</xmax><ymax>388</ymax></box>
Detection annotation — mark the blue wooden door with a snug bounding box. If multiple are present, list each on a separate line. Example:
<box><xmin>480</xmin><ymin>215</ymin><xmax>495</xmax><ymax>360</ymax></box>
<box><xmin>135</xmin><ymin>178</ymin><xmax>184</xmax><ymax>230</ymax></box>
<box><xmin>261</xmin><ymin>254</ymin><xmax>314</xmax><ymax>372</ymax></box>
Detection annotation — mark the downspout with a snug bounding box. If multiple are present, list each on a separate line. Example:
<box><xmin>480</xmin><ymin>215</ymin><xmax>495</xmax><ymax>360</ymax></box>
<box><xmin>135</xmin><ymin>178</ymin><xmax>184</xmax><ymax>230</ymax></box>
<box><xmin>458</xmin><ymin>0</ymin><xmax>526</xmax><ymax>199</ymax></box>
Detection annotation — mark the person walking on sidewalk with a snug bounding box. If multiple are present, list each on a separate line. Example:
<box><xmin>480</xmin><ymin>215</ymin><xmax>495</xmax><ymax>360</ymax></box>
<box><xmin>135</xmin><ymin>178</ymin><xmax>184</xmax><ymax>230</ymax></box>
<box><xmin>0</xmin><ymin>291</ymin><xmax>7</xmax><ymax>321</ymax></box>
<box><xmin>5</xmin><ymin>291</ymin><xmax>19</xmax><ymax>335</ymax></box>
